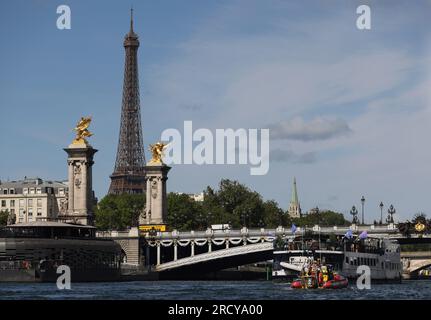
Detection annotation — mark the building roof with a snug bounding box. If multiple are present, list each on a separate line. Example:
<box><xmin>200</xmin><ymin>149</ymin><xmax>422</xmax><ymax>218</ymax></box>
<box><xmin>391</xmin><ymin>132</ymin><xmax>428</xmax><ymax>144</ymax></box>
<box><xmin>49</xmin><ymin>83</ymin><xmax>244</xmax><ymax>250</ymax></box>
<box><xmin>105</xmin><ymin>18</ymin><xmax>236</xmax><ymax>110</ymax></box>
<box><xmin>7</xmin><ymin>221</ymin><xmax>95</xmax><ymax>229</ymax></box>
<box><xmin>0</xmin><ymin>177</ymin><xmax>68</xmax><ymax>189</ymax></box>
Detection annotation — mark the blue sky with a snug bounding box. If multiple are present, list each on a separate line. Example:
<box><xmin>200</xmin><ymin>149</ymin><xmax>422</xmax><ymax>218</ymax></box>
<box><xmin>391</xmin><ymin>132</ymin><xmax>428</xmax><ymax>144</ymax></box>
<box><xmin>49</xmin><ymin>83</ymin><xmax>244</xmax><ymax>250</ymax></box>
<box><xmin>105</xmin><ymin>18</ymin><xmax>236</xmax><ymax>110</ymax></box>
<box><xmin>1</xmin><ymin>0</ymin><xmax>430</xmax><ymax>222</ymax></box>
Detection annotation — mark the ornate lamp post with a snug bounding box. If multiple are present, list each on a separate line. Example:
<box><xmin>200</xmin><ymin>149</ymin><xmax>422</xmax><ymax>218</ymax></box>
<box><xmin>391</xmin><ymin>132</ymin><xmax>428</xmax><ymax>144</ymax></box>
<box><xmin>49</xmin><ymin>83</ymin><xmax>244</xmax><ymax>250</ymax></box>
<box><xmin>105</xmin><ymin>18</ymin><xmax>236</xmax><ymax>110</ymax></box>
<box><xmin>379</xmin><ymin>202</ymin><xmax>384</xmax><ymax>225</ymax></box>
<box><xmin>387</xmin><ymin>205</ymin><xmax>395</xmax><ymax>224</ymax></box>
<box><xmin>350</xmin><ymin>205</ymin><xmax>358</xmax><ymax>224</ymax></box>
<box><xmin>361</xmin><ymin>196</ymin><xmax>365</xmax><ymax>225</ymax></box>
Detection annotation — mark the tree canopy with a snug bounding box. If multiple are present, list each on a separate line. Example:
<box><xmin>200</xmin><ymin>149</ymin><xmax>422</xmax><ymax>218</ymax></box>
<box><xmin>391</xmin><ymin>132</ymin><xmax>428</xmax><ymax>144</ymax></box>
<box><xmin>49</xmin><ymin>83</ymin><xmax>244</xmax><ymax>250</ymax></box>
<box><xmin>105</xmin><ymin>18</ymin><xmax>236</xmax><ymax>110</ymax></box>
<box><xmin>95</xmin><ymin>194</ymin><xmax>145</xmax><ymax>231</ymax></box>
<box><xmin>0</xmin><ymin>210</ymin><xmax>9</xmax><ymax>227</ymax></box>
<box><xmin>94</xmin><ymin>178</ymin><xmax>350</xmax><ymax>231</ymax></box>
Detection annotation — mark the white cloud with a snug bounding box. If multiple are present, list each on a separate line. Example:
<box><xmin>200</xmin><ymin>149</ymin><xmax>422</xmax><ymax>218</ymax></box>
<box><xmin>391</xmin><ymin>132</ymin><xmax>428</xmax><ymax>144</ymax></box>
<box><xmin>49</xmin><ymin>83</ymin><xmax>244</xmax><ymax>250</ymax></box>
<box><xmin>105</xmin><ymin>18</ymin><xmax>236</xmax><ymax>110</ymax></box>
<box><xmin>270</xmin><ymin>149</ymin><xmax>316</xmax><ymax>164</ymax></box>
<box><xmin>269</xmin><ymin>117</ymin><xmax>351</xmax><ymax>141</ymax></box>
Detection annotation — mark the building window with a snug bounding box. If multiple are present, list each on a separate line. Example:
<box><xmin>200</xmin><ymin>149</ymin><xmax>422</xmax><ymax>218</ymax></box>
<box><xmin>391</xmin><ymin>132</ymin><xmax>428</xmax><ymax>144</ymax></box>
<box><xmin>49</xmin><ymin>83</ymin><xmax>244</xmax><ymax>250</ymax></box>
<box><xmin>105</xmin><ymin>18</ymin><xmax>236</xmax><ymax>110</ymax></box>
<box><xmin>59</xmin><ymin>188</ymin><xmax>65</xmax><ymax>196</ymax></box>
<box><xmin>19</xmin><ymin>209</ymin><xmax>24</xmax><ymax>216</ymax></box>
<box><xmin>23</xmin><ymin>188</ymin><xmax>28</xmax><ymax>195</ymax></box>
<box><xmin>30</xmin><ymin>188</ymin><xmax>35</xmax><ymax>194</ymax></box>
<box><xmin>37</xmin><ymin>199</ymin><xmax>42</xmax><ymax>207</ymax></box>
<box><xmin>36</xmin><ymin>188</ymin><xmax>42</xmax><ymax>194</ymax></box>
<box><xmin>2</xmin><ymin>189</ymin><xmax>7</xmax><ymax>195</ymax></box>
<box><xmin>1</xmin><ymin>200</ymin><xmax>6</xmax><ymax>207</ymax></box>
<box><xmin>10</xmin><ymin>200</ymin><xmax>15</xmax><ymax>207</ymax></box>
<box><xmin>28</xmin><ymin>199</ymin><xmax>33</xmax><ymax>207</ymax></box>
<box><xmin>19</xmin><ymin>199</ymin><xmax>24</xmax><ymax>207</ymax></box>
<box><xmin>28</xmin><ymin>217</ymin><xmax>33</xmax><ymax>222</ymax></box>
<box><xmin>28</xmin><ymin>208</ymin><xmax>33</xmax><ymax>216</ymax></box>
<box><xmin>37</xmin><ymin>208</ymin><xmax>42</xmax><ymax>216</ymax></box>
<box><xmin>18</xmin><ymin>218</ymin><xmax>23</xmax><ymax>223</ymax></box>
<box><xmin>9</xmin><ymin>189</ymin><xmax>15</xmax><ymax>194</ymax></box>
<box><xmin>10</xmin><ymin>209</ymin><xmax>15</xmax><ymax>215</ymax></box>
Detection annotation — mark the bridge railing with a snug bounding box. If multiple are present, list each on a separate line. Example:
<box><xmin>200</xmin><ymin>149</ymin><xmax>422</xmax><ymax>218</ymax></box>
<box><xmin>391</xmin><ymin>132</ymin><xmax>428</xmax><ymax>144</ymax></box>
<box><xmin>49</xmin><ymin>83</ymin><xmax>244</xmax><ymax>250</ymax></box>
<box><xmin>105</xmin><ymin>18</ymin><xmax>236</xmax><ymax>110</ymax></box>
<box><xmin>150</xmin><ymin>224</ymin><xmax>399</xmax><ymax>240</ymax></box>
<box><xmin>97</xmin><ymin>224</ymin><xmax>400</xmax><ymax>240</ymax></box>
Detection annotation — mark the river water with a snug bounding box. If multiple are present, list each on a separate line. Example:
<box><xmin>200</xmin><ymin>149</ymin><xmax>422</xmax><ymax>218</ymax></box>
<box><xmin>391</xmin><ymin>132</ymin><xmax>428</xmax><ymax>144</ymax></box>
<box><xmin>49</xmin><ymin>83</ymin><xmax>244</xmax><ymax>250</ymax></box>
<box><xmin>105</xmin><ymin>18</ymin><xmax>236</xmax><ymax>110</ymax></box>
<box><xmin>1</xmin><ymin>280</ymin><xmax>431</xmax><ymax>300</ymax></box>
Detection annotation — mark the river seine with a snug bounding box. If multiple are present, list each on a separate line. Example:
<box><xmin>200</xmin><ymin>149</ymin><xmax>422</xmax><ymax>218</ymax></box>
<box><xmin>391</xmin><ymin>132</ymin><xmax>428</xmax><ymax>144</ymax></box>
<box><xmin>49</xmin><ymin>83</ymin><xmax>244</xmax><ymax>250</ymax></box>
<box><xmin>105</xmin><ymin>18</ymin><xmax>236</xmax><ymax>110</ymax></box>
<box><xmin>1</xmin><ymin>280</ymin><xmax>431</xmax><ymax>300</ymax></box>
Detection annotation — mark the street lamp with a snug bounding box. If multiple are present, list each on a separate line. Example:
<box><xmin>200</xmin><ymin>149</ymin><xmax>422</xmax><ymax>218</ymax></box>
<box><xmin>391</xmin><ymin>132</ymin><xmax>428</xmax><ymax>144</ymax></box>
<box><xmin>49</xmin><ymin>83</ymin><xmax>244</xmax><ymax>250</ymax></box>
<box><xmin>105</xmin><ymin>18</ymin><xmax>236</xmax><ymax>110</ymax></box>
<box><xmin>350</xmin><ymin>205</ymin><xmax>358</xmax><ymax>224</ymax></box>
<box><xmin>387</xmin><ymin>205</ymin><xmax>396</xmax><ymax>224</ymax></box>
<box><xmin>361</xmin><ymin>196</ymin><xmax>365</xmax><ymax>225</ymax></box>
<box><xmin>379</xmin><ymin>202</ymin><xmax>384</xmax><ymax>225</ymax></box>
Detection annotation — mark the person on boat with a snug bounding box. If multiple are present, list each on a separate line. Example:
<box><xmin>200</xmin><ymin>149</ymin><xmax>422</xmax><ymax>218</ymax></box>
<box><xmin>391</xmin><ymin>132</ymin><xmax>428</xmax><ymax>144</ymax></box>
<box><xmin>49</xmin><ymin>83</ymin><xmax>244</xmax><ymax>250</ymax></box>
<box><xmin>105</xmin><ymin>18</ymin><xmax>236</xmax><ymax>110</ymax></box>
<box><xmin>327</xmin><ymin>265</ymin><xmax>334</xmax><ymax>281</ymax></box>
<box><xmin>321</xmin><ymin>265</ymin><xmax>328</xmax><ymax>283</ymax></box>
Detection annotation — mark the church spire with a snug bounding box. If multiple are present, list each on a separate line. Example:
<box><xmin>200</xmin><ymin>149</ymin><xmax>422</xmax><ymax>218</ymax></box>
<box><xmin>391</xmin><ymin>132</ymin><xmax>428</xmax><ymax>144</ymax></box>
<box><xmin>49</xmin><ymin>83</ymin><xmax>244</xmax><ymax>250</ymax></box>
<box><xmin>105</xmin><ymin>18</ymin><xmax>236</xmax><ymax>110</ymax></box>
<box><xmin>288</xmin><ymin>177</ymin><xmax>301</xmax><ymax>218</ymax></box>
<box><xmin>291</xmin><ymin>177</ymin><xmax>299</xmax><ymax>204</ymax></box>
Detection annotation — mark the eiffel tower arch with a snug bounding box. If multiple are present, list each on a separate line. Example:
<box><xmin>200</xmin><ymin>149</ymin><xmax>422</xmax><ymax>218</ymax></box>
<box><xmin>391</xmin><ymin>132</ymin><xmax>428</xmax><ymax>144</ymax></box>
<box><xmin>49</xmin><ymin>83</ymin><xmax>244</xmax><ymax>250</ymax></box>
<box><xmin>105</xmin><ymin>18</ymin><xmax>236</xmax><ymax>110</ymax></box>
<box><xmin>109</xmin><ymin>9</ymin><xmax>146</xmax><ymax>195</ymax></box>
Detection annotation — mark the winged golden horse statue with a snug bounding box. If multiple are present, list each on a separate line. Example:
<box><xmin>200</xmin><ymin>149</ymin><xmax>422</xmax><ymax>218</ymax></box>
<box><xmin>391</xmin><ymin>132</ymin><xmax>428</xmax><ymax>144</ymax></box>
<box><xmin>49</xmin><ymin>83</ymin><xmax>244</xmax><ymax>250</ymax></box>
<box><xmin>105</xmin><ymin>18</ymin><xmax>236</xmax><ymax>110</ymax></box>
<box><xmin>148</xmin><ymin>142</ymin><xmax>169</xmax><ymax>164</ymax></box>
<box><xmin>72</xmin><ymin>116</ymin><xmax>93</xmax><ymax>145</ymax></box>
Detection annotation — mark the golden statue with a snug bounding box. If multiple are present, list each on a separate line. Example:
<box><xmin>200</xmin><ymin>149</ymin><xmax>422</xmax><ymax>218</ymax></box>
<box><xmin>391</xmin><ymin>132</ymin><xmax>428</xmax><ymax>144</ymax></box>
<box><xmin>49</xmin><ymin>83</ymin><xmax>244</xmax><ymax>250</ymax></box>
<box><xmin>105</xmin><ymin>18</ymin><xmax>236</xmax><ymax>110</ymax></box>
<box><xmin>72</xmin><ymin>116</ymin><xmax>93</xmax><ymax>145</ymax></box>
<box><xmin>415</xmin><ymin>222</ymin><xmax>426</xmax><ymax>233</ymax></box>
<box><xmin>148</xmin><ymin>142</ymin><xmax>169</xmax><ymax>164</ymax></box>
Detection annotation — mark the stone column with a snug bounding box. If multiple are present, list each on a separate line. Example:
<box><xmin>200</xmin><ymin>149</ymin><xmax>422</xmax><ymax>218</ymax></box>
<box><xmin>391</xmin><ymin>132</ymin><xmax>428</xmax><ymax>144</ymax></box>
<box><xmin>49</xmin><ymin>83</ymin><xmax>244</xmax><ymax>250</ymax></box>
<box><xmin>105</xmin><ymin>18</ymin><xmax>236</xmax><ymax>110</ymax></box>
<box><xmin>157</xmin><ymin>243</ymin><xmax>161</xmax><ymax>266</ymax></box>
<box><xmin>143</xmin><ymin>163</ymin><xmax>171</xmax><ymax>225</ymax></box>
<box><xmin>191</xmin><ymin>242</ymin><xmax>195</xmax><ymax>257</ymax></box>
<box><xmin>62</xmin><ymin>143</ymin><xmax>97</xmax><ymax>226</ymax></box>
<box><xmin>67</xmin><ymin>160</ymin><xmax>74</xmax><ymax>212</ymax></box>
<box><xmin>81</xmin><ymin>160</ymin><xmax>88</xmax><ymax>212</ymax></box>
<box><xmin>174</xmin><ymin>241</ymin><xmax>178</xmax><ymax>261</ymax></box>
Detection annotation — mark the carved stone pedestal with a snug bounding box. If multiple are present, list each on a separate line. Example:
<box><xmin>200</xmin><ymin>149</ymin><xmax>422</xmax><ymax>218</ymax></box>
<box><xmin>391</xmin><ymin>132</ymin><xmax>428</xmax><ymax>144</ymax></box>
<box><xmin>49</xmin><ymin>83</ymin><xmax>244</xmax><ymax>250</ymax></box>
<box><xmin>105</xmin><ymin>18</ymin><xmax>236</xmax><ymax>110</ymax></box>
<box><xmin>61</xmin><ymin>143</ymin><xmax>97</xmax><ymax>225</ymax></box>
<box><xmin>141</xmin><ymin>164</ymin><xmax>171</xmax><ymax>225</ymax></box>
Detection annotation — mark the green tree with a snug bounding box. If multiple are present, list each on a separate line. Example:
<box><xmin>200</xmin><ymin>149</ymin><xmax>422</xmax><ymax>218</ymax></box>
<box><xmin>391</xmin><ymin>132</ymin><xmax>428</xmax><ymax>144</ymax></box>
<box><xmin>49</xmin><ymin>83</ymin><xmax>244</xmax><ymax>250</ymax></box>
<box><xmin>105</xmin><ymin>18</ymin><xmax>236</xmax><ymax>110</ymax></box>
<box><xmin>201</xmin><ymin>179</ymin><xmax>268</xmax><ymax>228</ymax></box>
<box><xmin>292</xmin><ymin>210</ymin><xmax>349</xmax><ymax>227</ymax></box>
<box><xmin>262</xmin><ymin>200</ymin><xmax>290</xmax><ymax>228</ymax></box>
<box><xmin>95</xmin><ymin>194</ymin><xmax>145</xmax><ymax>230</ymax></box>
<box><xmin>167</xmin><ymin>193</ymin><xmax>201</xmax><ymax>231</ymax></box>
<box><xmin>0</xmin><ymin>210</ymin><xmax>9</xmax><ymax>226</ymax></box>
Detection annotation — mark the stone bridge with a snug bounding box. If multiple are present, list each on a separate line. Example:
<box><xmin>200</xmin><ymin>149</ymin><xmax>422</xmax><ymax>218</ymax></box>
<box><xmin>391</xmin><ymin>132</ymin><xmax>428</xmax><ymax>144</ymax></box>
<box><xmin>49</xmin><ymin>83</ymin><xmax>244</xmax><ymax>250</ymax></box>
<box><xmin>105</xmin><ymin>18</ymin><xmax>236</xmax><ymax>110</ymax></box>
<box><xmin>155</xmin><ymin>242</ymin><xmax>274</xmax><ymax>273</ymax></box>
<box><xmin>97</xmin><ymin>223</ymin><xmax>431</xmax><ymax>275</ymax></box>
<box><xmin>401</xmin><ymin>252</ymin><xmax>431</xmax><ymax>277</ymax></box>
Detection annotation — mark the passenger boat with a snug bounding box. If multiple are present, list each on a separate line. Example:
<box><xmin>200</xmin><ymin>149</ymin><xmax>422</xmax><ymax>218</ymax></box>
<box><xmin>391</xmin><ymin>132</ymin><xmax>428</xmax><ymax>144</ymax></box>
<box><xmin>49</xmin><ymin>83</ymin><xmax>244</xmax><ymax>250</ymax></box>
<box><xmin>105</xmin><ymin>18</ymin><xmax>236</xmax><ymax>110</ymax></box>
<box><xmin>0</xmin><ymin>221</ymin><xmax>122</xmax><ymax>282</ymax></box>
<box><xmin>273</xmin><ymin>236</ymin><xmax>402</xmax><ymax>283</ymax></box>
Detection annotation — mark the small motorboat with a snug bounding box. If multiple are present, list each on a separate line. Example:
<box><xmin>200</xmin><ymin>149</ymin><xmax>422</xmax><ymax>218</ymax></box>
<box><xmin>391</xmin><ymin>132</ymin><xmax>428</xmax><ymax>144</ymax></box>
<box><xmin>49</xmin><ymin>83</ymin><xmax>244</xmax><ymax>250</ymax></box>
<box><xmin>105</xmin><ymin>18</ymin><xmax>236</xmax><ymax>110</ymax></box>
<box><xmin>321</xmin><ymin>274</ymin><xmax>348</xmax><ymax>289</ymax></box>
<box><xmin>291</xmin><ymin>274</ymin><xmax>348</xmax><ymax>289</ymax></box>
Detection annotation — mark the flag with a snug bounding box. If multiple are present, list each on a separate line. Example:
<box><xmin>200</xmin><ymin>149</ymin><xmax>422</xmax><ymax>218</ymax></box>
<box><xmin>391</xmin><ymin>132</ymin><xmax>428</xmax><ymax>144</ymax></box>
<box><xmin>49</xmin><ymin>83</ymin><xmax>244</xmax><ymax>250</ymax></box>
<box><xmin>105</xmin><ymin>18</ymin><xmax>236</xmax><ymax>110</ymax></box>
<box><xmin>359</xmin><ymin>230</ymin><xmax>368</xmax><ymax>239</ymax></box>
<box><xmin>291</xmin><ymin>224</ymin><xmax>297</xmax><ymax>234</ymax></box>
<box><xmin>344</xmin><ymin>229</ymin><xmax>353</xmax><ymax>239</ymax></box>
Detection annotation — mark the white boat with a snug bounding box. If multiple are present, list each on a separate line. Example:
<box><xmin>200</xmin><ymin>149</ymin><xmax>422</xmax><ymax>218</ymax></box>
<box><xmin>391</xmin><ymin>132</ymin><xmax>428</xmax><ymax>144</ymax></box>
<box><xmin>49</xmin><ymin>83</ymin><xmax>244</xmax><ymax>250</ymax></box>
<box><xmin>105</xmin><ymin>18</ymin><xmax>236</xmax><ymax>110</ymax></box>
<box><xmin>273</xmin><ymin>238</ymin><xmax>402</xmax><ymax>282</ymax></box>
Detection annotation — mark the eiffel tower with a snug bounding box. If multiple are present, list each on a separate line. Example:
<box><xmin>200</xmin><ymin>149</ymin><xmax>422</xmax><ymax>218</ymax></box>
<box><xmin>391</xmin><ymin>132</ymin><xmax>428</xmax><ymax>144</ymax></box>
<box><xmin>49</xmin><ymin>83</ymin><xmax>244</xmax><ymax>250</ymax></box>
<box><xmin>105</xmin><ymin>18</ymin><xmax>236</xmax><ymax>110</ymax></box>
<box><xmin>109</xmin><ymin>9</ymin><xmax>146</xmax><ymax>195</ymax></box>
